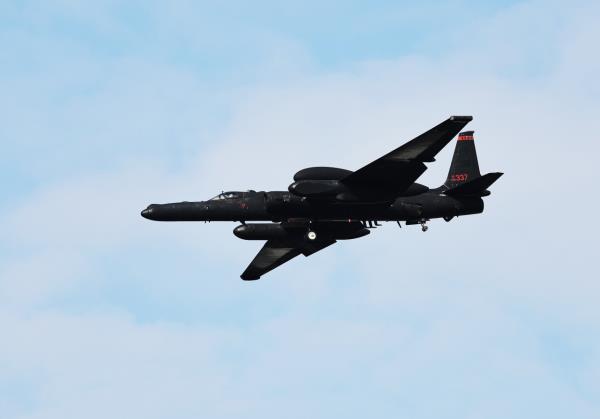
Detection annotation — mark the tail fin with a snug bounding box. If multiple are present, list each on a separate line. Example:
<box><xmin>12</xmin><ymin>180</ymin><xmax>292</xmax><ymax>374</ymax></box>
<box><xmin>444</xmin><ymin>131</ymin><xmax>481</xmax><ymax>189</ymax></box>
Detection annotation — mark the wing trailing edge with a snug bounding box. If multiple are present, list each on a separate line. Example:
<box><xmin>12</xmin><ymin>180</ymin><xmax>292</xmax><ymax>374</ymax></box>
<box><xmin>241</xmin><ymin>238</ymin><xmax>336</xmax><ymax>280</ymax></box>
<box><xmin>342</xmin><ymin>116</ymin><xmax>473</xmax><ymax>194</ymax></box>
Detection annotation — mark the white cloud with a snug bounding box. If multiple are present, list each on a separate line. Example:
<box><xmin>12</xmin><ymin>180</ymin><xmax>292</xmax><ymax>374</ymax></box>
<box><xmin>2</xmin><ymin>1</ymin><xmax>600</xmax><ymax>418</ymax></box>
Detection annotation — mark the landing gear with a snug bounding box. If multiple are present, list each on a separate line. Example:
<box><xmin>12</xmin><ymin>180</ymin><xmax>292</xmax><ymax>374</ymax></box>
<box><xmin>420</xmin><ymin>220</ymin><xmax>428</xmax><ymax>232</ymax></box>
<box><xmin>306</xmin><ymin>230</ymin><xmax>317</xmax><ymax>241</ymax></box>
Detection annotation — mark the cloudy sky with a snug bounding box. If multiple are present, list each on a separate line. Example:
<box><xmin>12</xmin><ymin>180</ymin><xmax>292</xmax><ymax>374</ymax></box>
<box><xmin>1</xmin><ymin>1</ymin><xmax>599</xmax><ymax>418</ymax></box>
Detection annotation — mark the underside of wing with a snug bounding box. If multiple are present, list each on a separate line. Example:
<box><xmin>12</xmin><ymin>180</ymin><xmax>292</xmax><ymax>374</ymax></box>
<box><xmin>241</xmin><ymin>238</ymin><xmax>336</xmax><ymax>281</ymax></box>
<box><xmin>343</xmin><ymin>116</ymin><xmax>473</xmax><ymax>193</ymax></box>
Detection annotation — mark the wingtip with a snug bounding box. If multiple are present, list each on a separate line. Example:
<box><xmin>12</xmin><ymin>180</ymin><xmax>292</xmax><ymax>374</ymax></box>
<box><xmin>241</xmin><ymin>273</ymin><xmax>260</xmax><ymax>281</ymax></box>
<box><xmin>481</xmin><ymin>172</ymin><xmax>504</xmax><ymax>181</ymax></box>
<box><xmin>450</xmin><ymin>115</ymin><xmax>473</xmax><ymax>121</ymax></box>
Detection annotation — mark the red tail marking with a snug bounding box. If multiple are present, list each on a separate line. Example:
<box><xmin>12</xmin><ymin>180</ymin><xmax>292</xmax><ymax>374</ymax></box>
<box><xmin>450</xmin><ymin>173</ymin><xmax>469</xmax><ymax>182</ymax></box>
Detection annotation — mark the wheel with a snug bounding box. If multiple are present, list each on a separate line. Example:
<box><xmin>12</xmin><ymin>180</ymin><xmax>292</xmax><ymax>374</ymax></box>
<box><xmin>307</xmin><ymin>231</ymin><xmax>317</xmax><ymax>241</ymax></box>
<box><xmin>421</xmin><ymin>225</ymin><xmax>428</xmax><ymax>232</ymax></box>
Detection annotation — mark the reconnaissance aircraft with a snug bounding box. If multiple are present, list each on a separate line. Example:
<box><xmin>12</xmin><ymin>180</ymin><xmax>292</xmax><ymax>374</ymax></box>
<box><xmin>142</xmin><ymin>116</ymin><xmax>502</xmax><ymax>280</ymax></box>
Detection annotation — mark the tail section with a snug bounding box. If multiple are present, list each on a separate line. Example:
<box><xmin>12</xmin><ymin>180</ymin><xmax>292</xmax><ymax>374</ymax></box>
<box><xmin>444</xmin><ymin>172</ymin><xmax>503</xmax><ymax>197</ymax></box>
<box><xmin>443</xmin><ymin>130</ymin><xmax>503</xmax><ymax>196</ymax></box>
<box><xmin>444</xmin><ymin>131</ymin><xmax>481</xmax><ymax>189</ymax></box>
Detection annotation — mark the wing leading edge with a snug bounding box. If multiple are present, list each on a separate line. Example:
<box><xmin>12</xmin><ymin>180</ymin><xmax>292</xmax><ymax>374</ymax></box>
<box><xmin>342</xmin><ymin>116</ymin><xmax>473</xmax><ymax>193</ymax></box>
<box><xmin>241</xmin><ymin>238</ymin><xmax>336</xmax><ymax>280</ymax></box>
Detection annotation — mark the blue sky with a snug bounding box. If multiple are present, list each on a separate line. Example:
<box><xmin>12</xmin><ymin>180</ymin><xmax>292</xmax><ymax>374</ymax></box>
<box><xmin>1</xmin><ymin>1</ymin><xmax>600</xmax><ymax>418</ymax></box>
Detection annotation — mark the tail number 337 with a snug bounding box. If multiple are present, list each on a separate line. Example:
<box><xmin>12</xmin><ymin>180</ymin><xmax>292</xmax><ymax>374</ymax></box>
<box><xmin>451</xmin><ymin>173</ymin><xmax>468</xmax><ymax>182</ymax></box>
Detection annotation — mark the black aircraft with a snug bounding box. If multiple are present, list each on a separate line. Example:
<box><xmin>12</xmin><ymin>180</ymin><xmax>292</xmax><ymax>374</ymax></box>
<box><xmin>142</xmin><ymin>116</ymin><xmax>502</xmax><ymax>280</ymax></box>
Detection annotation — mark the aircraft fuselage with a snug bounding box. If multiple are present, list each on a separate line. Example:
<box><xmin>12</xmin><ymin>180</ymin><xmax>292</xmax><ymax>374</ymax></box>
<box><xmin>140</xmin><ymin>190</ymin><xmax>483</xmax><ymax>223</ymax></box>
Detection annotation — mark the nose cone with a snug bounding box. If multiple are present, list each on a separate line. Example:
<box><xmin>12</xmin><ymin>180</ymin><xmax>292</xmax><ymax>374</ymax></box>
<box><xmin>140</xmin><ymin>201</ymin><xmax>210</xmax><ymax>221</ymax></box>
<box><xmin>141</xmin><ymin>204</ymin><xmax>156</xmax><ymax>219</ymax></box>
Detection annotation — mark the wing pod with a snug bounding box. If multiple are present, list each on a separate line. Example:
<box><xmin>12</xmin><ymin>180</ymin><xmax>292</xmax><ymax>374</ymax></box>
<box><xmin>294</xmin><ymin>167</ymin><xmax>352</xmax><ymax>181</ymax></box>
<box><xmin>288</xmin><ymin>180</ymin><xmax>344</xmax><ymax>197</ymax></box>
<box><xmin>234</xmin><ymin>224</ymin><xmax>289</xmax><ymax>240</ymax></box>
<box><xmin>234</xmin><ymin>221</ymin><xmax>370</xmax><ymax>241</ymax></box>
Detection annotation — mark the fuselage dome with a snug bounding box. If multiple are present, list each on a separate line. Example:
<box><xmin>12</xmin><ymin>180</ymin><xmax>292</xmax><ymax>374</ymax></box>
<box><xmin>293</xmin><ymin>167</ymin><xmax>352</xmax><ymax>181</ymax></box>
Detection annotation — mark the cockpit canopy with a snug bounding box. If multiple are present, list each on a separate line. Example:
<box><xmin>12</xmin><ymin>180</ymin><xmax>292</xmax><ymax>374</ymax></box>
<box><xmin>210</xmin><ymin>190</ymin><xmax>256</xmax><ymax>200</ymax></box>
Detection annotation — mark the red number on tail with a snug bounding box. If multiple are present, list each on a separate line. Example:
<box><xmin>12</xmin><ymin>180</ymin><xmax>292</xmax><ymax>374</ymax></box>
<box><xmin>450</xmin><ymin>173</ymin><xmax>468</xmax><ymax>182</ymax></box>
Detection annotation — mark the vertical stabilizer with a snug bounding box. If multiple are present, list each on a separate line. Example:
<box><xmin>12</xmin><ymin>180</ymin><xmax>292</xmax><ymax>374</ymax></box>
<box><xmin>444</xmin><ymin>131</ymin><xmax>481</xmax><ymax>189</ymax></box>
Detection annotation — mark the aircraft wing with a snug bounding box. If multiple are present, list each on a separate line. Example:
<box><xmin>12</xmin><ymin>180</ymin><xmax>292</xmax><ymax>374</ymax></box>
<box><xmin>241</xmin><ymin>238</ymin><xmax>336</xmax><ymax>280</ymax></box>
<box><xmin>343</xmin><ymin>116</ymin><xmax>473</xmax><ymax>193</ymax></box>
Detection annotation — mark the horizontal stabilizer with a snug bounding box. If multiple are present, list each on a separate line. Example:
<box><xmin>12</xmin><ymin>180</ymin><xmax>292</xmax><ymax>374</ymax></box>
<box><xmin>444</xmin><ymin>172</ymin><xmax>503</xmax><ymax>196</ymax></box>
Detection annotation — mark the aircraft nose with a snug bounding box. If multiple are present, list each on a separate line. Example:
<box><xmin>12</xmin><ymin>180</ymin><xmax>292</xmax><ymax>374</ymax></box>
<box><xmin>141</xmin><ymin>205</ymin><xmax>156</xmax><ymax>219</ymax></box>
